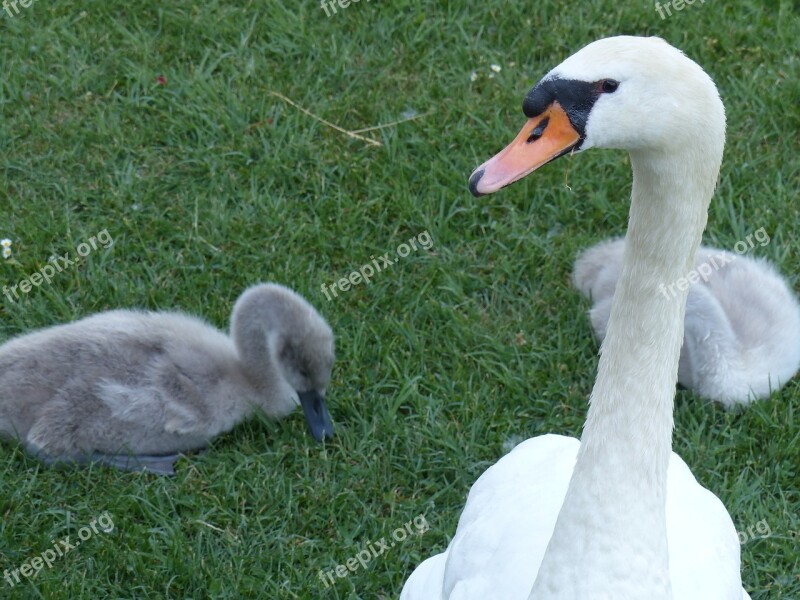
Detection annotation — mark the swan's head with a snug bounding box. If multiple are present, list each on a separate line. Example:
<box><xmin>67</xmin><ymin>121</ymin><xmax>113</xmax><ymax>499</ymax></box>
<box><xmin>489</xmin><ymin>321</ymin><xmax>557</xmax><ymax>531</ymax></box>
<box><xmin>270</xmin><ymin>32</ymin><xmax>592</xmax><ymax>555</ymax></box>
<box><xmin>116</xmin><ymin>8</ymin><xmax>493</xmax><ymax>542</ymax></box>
<box><xmin>469</xmin><ymin>36</ymin><xmax>726</xmax><ymax>196</ymax></box>
<box><xmin>231</xmin><ymin>283</ymin><xmax>336</xmax><ymax>442</ymax></box>
<box><xmin>274</xmin><ymin>315</ymin><xmax>336</xmax><ymax>443</ymax></box>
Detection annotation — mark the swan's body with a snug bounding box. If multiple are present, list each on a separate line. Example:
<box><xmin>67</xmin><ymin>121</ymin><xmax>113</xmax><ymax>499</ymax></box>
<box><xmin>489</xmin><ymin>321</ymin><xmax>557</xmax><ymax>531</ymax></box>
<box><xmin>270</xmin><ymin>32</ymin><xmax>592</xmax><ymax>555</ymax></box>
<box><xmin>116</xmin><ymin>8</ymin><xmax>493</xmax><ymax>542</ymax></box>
<box><xmin>402</xmin><ymin>36</ymin><xmax>749</xmax><ymax>599</ymax></box>
<box><xmin>574</xmin><ymin>238</ymin><xmax>800</xmax><ymax>406</ymax></box>
<box><xmin>402</xmin><ymin>436</ymin><xmax>743</xmax><ymax>599</ymax></box>
<box><xmin>0</xmin><ymin>283</ymin><xmax>335</xmax><ymax>474</ymax></box>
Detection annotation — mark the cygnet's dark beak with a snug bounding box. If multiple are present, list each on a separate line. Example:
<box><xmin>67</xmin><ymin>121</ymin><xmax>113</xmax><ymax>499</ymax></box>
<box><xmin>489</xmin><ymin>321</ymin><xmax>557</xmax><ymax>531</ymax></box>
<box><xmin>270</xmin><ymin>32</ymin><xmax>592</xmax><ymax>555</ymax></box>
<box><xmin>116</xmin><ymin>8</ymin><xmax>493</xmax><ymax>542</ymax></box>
<box><xmin>298</xmin><ymin>391</ymin><xmax>334</xmax><ymax>442</ymax></box>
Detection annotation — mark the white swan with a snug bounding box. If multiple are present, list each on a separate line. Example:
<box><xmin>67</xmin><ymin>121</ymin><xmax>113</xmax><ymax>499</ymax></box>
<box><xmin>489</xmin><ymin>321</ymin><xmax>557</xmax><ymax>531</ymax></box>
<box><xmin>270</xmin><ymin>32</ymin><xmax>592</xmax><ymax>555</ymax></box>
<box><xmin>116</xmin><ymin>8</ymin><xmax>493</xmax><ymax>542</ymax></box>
<box><xmin>574</xmin><ymin>237</ymin><xmax>800</xmax><ymax>406</ymax></box>
<box><xmin>401</xmin><ymin>36</ymin><xmax>750</xmax><ymax>599</ymax></box>
<box><xmin>0</xmin><ymin>283</ymin><xmax>335</xmax><ymax>475</ymax></box>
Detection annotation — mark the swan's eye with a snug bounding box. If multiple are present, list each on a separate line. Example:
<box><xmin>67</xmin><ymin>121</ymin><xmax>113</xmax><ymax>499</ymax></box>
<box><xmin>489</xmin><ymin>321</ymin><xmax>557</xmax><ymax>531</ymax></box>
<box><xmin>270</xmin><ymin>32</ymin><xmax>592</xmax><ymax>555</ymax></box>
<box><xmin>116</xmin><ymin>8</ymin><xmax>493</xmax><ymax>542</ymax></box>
<box><xmin>599</xmin><ymin>79</ymin><xmax>619</xmax><ymax>93</ymax></box>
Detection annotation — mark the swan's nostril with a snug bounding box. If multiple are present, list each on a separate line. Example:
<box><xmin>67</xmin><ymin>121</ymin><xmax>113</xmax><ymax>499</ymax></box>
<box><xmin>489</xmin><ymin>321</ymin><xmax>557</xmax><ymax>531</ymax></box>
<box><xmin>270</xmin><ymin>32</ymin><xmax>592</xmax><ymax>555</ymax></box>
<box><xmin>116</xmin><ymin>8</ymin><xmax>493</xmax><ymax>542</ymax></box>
<box><xmin>527</xmin><ymin>116</ymin><xmax>550</xmax><ymax>143</ymax></box>
<box><xmin>468</xmin><ymin>168</ymin><xmax>486</xmax><ymax>197</ymax></box>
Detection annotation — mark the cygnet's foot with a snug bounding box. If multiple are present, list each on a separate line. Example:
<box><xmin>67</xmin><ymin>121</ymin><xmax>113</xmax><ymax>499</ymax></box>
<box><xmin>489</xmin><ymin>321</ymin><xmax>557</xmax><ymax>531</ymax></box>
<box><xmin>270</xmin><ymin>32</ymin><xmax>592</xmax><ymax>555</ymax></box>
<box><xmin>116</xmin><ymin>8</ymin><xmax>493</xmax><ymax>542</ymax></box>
<box><xmin>88</xmin><ymin>452</ymin><xmax>185</xmax><ymax>476</ymax></box>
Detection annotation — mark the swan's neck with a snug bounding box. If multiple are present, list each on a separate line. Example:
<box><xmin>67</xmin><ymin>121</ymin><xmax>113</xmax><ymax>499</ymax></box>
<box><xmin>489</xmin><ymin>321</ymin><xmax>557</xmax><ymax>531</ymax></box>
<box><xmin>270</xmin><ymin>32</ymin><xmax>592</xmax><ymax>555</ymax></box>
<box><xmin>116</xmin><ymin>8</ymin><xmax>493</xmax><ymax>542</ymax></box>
<box><xmin>231</xmin><ymin>303</ymin><xmax>284</xmax><ymax>400</ymax></box>
<box><xmin>584</xmin><ymin>151</ymin><xmax>714</xmax><ymax>469</ymax></box>
<box><xmin>530</xmin><ymin>148</ymin><xmax>718</xmax><ymax>598</ymax></box>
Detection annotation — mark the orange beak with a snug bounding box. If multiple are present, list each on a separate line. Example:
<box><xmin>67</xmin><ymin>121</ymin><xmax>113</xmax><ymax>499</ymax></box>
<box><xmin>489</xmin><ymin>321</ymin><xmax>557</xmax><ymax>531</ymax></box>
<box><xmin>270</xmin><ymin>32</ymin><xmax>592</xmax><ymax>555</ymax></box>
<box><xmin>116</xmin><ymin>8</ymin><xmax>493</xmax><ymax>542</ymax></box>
<box><xmin>468</xmin><ymin>101</ymin><xmax>581</xmax><ymax>196</ymax></box>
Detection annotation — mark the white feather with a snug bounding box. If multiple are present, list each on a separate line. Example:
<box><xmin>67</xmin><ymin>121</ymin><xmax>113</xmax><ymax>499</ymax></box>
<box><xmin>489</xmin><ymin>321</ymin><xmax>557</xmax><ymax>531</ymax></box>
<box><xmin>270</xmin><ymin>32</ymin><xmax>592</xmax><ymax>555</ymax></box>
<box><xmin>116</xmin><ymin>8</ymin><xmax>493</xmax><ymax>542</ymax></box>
<box><xmin>402</xmin><ymin>36</ymin><xmax>750</xmax><ymax>599</ymax></box>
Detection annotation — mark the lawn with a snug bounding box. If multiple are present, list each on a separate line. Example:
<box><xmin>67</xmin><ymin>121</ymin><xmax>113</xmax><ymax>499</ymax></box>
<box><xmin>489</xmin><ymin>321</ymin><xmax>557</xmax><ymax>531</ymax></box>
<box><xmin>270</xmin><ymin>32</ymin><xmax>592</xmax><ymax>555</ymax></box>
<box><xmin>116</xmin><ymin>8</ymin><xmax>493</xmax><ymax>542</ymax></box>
<box><xmin>0</xmin><ymin>0</ymin><xmax>798</xmax><ymax>598</ymax></box>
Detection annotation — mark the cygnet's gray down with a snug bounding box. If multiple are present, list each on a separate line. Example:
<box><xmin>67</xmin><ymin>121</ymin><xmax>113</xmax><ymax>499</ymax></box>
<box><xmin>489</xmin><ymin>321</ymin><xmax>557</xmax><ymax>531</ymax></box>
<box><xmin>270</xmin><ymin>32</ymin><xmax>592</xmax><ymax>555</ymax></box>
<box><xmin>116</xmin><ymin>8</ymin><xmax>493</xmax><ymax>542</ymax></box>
<box><xmin>574</xmin><ymin>238</ymin><xmax>800</xmax><ymax>407</ymax></box>
<box><xmin>0</xmin><ymin>283</ymin><xmax>335</xmax><ymax>474</ymax></box>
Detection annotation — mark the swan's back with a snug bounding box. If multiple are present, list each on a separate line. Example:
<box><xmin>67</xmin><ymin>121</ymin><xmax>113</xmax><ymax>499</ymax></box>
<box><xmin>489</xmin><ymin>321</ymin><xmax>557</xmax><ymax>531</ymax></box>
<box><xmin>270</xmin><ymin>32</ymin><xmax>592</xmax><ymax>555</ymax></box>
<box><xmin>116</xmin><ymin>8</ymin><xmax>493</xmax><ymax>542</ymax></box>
<box><xmin>0</xmin><ymin>310</ymin><xmax>236</xmax><ymax>441</ymax></box>
<box><xmin>0</xmin><ymin>310</ymin><xmax>234</xmax><ymax>386</ymax></box>
<box><xmin>696</xmin><ymin>249</ymin><xmax>800</xmax><ymax>386</ymax></box>
<box><xmin>573</xmin><ymin>240</ymin><xmax>800</xmax><ymax>404</ymax></box>
<box><xmin>401</xmin><ymin>435</ymin><xmax>577</xmax><ymax>599</ymax></box>
<box><xmin>401</xmin><ymin>434</ymin><xmax>745</xmax><ymax>599</ymax></box>
<box><xmin>665</xmin><ymin>452</ymin><xmax>744</xmax><ymax>600</ymax></box>
<box><xmin>572</xmin><ymin>238</ymin><xmax>626</xmax><ymax>301</ymax></box>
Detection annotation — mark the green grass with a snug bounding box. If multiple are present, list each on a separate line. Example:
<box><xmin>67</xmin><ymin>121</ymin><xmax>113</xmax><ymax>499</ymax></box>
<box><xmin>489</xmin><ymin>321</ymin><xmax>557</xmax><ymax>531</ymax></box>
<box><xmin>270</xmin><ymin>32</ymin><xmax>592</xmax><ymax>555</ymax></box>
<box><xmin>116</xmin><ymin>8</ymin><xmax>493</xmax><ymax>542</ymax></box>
<box><xmin>1</xmin><ymin>0</ymin><xmax>798</xmax><ymax>597</ymax></box>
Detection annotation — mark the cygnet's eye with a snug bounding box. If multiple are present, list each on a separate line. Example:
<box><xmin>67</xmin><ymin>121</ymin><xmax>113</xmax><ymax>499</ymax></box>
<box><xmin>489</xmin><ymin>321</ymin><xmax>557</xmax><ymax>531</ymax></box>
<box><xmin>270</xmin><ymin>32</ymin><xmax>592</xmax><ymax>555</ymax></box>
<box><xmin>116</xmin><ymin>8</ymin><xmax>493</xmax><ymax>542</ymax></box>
<box><xmin>598</xmin><ymin>79</ymin><xmax>619</xmax><ymax>94</ymax></box>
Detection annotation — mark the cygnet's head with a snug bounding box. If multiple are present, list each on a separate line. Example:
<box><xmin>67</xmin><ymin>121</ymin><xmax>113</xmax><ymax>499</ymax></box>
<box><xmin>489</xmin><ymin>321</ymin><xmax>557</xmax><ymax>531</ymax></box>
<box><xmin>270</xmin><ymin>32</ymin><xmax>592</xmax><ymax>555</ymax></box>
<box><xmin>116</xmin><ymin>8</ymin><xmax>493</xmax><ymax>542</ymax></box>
<box><xmin>469</xmin><ymin>36</ymin><xmax>725</xmax><ymax>196</ymax></box>
<box><xmin>231</xmin><ymin>283</ymin><xmax>335</xmax><ymax>442</ymax></box>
